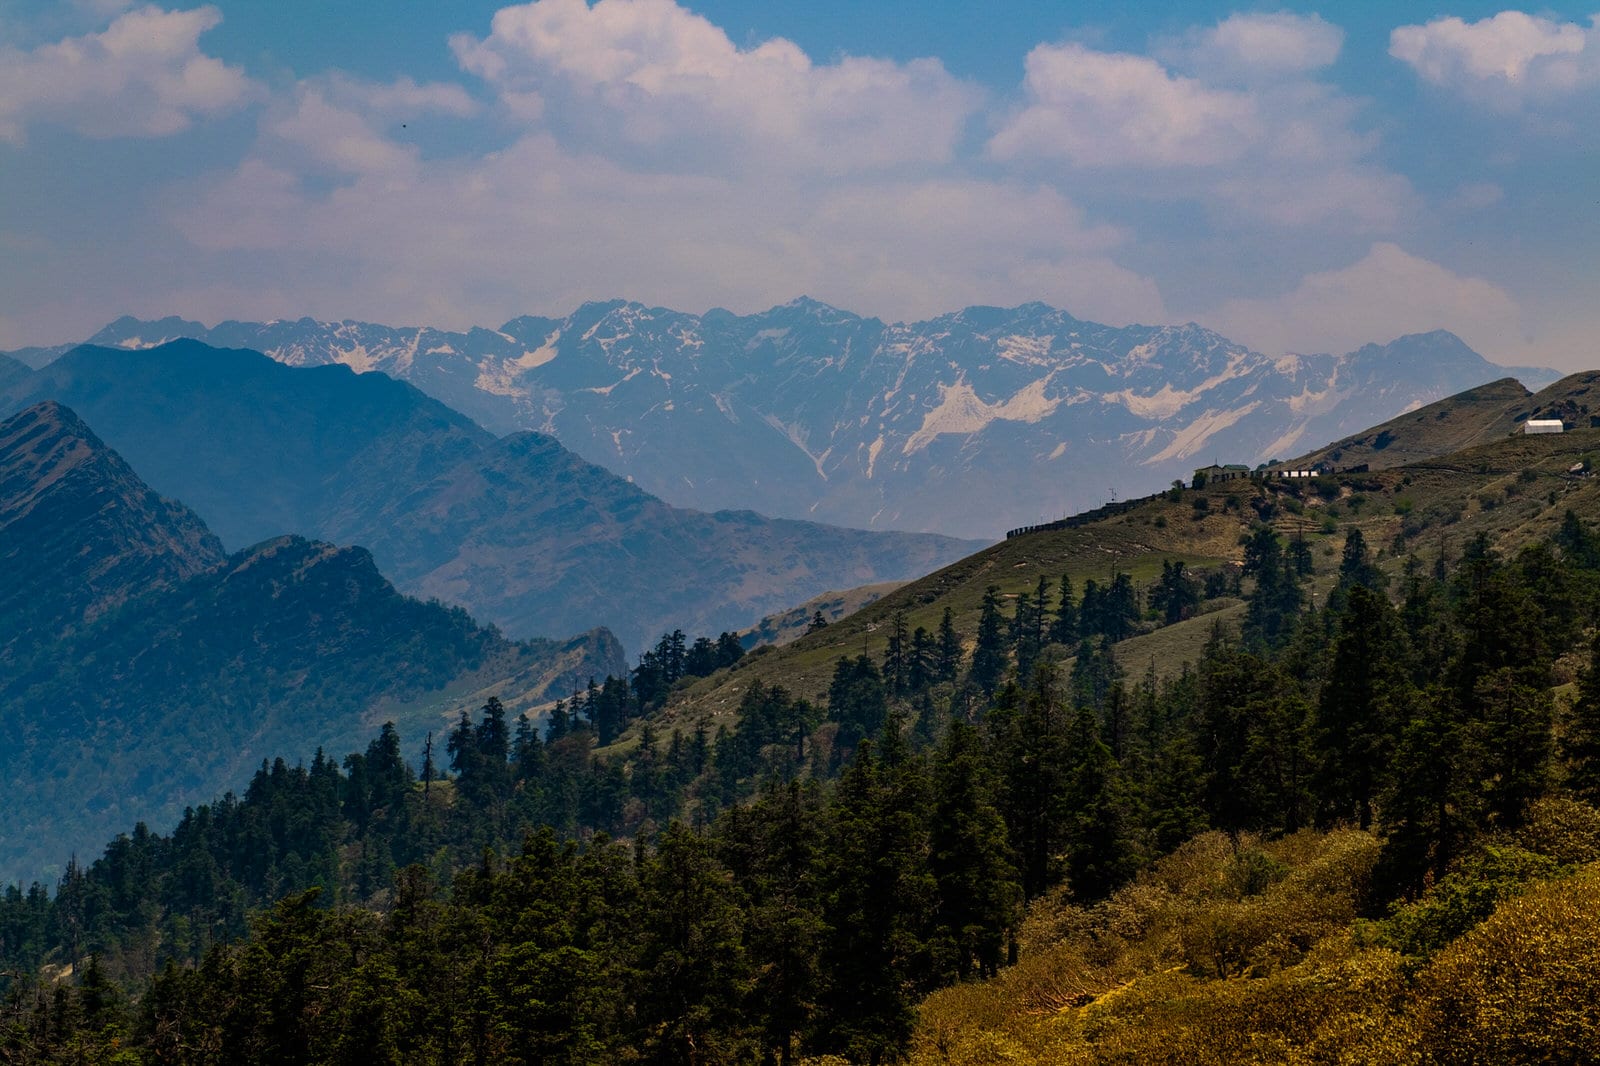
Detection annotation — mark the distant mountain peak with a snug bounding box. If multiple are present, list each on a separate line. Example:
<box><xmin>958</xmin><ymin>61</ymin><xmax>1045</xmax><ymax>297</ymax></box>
<box><xmin>86</xmin><ymin>314</ymin><xmax>208</xmax><ymax>348</ymax></box>
<box><xmin>9</xmin><ymin>304</ymin><xmax>1557</xmax><ymax>540</ymax></box>
<box><xmin>0</xmin><ymin>343</ymin><xmax>978</xmax><ymax>652</ymax></box>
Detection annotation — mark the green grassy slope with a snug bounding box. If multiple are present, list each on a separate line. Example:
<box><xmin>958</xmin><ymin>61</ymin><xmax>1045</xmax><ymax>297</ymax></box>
<box><xmin>642</xmin><ymin>423</ymin><xmax>1600</xmax><ymax>745</ymax></box>
<box><xmin>1293</xmin><ymin>370</ymin><xmax>1600</xmax><ymax>473</ymax></box>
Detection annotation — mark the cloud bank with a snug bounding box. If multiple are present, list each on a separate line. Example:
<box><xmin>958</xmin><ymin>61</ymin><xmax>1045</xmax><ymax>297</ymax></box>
<box><xmin>7</xmin><ymin>1</ymin><xmax>1593</xmax><ymax>371</ymax></box>
<box><xmin>0</xmin><ymin>5</ymin><xmax>255</xmax><ymax>143</ymax></box>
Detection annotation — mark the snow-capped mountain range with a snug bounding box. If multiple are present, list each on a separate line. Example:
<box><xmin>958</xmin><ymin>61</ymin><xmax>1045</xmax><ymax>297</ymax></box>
<box><xmin>44</xmin><ymin>301</ymin><xmax>1552</xmax><ymax>539</ymax></box>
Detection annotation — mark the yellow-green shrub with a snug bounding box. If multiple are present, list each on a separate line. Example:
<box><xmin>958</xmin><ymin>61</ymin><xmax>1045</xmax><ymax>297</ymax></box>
<box><xmin>1415</xmin><ymin>863</ymin><xmax>1600</xmax><ymax>1063</ymax></box>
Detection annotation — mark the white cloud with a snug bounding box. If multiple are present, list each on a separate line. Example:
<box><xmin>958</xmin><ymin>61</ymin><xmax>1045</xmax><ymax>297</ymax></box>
<box><xmin>1202</xmin><ymin>243</ymin><xmax>1523</xmax><ymax>358</ymax></box>
<box><xmin>1179</xmin><ymin>12</ymin><xmax>1344</xmax><ymax>81</ymax></box>
<box><xmin>1391</xmin><ymin>11</ymin><xmax>1600</xmax><ymax>102</ymax></box>
<box><xmin>450</xmin><ymin>0</ymin><xmax>981</xmax><ymax>174</ymax></box>
<box><xmin>170</xmin><ymin>126</ymin><xmax>1164</xmax><ymax>329</ymax></box>
<box><xmin>261</xmin><ymin>76</ymin><xmax>477</xmax><ymax>179</ymax></box>
<box><xmin>154</xmin><ymin>0</ymin><xmax>1164</xmax><ymax>330</ymax></box>
<box><xmin>0</xmin><ymin>5</ymin><xmax>255</xmax><ymax>144</ymax></box>
<box><xmin>989</xmin><ymin>32</ymin><xmax>1409</xmax><ymax>230</ymax></box>
<box><xmin>990</xmin><ymin>43</ymin><xmax>1260</xmax><ymax>167</ymax></box>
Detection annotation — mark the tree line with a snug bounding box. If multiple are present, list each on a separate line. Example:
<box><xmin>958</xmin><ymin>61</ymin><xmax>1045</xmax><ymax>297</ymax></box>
<box><xmin>7</xmin><ymin>513</ymin><xmax>1600</xmax><ymax>1062</ymax></box>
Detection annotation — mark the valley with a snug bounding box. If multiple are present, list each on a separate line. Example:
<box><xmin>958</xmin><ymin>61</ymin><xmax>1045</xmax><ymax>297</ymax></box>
<box><xmin>6</xmin><ymin>345</ymin><xmax>1600</xmax><ymax>1065</ymax></box>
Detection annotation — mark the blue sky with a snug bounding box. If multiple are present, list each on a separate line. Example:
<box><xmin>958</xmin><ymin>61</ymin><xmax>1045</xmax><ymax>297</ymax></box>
<box><xmin>2</xmin><ymin>1</ymin><xmax>1598</xmax><ymax>369</ymax></box>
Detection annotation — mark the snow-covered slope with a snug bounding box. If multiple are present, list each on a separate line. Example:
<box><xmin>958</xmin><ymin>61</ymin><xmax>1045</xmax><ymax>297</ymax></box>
<box><xmin>69</xmin><ymin>303</ymin><xmax>1547</xmax><ymax>539</ymax></box>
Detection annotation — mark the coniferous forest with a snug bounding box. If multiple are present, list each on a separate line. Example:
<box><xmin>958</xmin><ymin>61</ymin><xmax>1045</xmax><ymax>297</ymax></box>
<box><xmin>8</xmin><ymin>513</ymin><xmax>1600</xmax><ymax>1063</ymax></box>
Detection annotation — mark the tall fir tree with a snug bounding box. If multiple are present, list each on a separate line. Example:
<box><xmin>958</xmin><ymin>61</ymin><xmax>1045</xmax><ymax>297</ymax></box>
<box><xmin>969</xmin><ymin>586</ymin><xmax>1008</xmax><ymax>695</ymax></box>
<box><xmin>929</xmin><ymin>719</ymin><xmax>1020</xmax><ymax>980</ymax></box>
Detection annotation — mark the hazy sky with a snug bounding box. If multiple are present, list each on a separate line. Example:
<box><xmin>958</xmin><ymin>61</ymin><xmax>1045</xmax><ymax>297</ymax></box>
<box><xmin>2</xmin><ymin>1</ymin><xmax>1597</xmax><ymax>368</ymax></box>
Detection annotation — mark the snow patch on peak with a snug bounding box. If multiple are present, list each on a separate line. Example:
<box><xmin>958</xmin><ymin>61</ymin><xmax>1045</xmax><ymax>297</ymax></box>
<box><xmin>867</xmin><ymin>435</ymin><xmax>885</xmax><ymax>478</ymax></box>
<box><xmin>764</xmin><ymin>414</ymin><xmax>830</xmax><ymax>481</ymax></box>
<box><xmin>995</xmin><ymin>334</ymin><xmax>1056</xmax><ymax>367</ymax></box>
<box><xmin>334</xmin><ymin>344</ymin><xmax>377</xmax><ymax>375</ymax></box>
<box><xmin>517</xmin><ymin>330</ymin><xmax>561</xmax><ymax>370</ymax></box>
<box><xmin>1261</xmin><ymin>424</ymin><xmax>1308</xmax><ymax>460</ymax></box>
<box><xmin>903</xmin><ymin>378</ymin><xmax>1062</xmax><ymax>455</ymax></box>
<box><xmin>583</xmin><ymin>368</ymin><xmax>643</xmax><ymax>396</ymax></box>
<box><xmin>1125</xmin><ymin>340</ymin><xmax>1159</xmax><ymax>363</ymax></box>
<box><xmin>1144</xmin><ymin>403</ymin><xmax>1261</xmax><ymax>465</ymax></box>
<box><xmin>1286</xmin><ymin>384</ymin><xmax>1345</xmax><ymax>416</ymax></box>
<box><xmin>1108</xmin><ymin>383</ymin><xmax>1199</xmax><ymax>420</ymax></box>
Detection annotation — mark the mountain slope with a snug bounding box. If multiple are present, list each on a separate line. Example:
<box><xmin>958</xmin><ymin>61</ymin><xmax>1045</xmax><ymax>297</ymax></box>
<box><xmin>658</xmin><ymin>403</ymin><xmax>1600</xmax><ymax>735</ymax></box>
<box><xmin>1294</xmin><ymin>370</ymin><xmax>1600</xmax><ymax>471</ymax></box>
<box><xmin>0</xmin><ymin>353</ymin><xmax>28</xmax><ymax>390</ymax></box>
<box><xmin>0</xmin><ymin>404</ymin><xmax>626</xmax><ymax>879</ymax></box>
<box><xmin>60</xmin><ymin>306</ymin><xmax>1554</xmax><ymax>538</ymax></box>
<box><xmin>0</xmin><ymin>401</ymin><xmax>225</xmax><ymax>658</ymax></box>
<box><xmin>0</xmin><ymin>342</ymin><xmax>981</xmax><ymax>652</ymax></box>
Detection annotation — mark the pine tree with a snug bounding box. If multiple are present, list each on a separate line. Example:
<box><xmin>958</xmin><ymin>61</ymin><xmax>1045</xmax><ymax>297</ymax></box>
<box><xmin>1049</xmin><ymin>575</ymin><xmax>1078</xmax><ymax>646</ymax></box>
<box><xmin>1468</xmin><ymin>666</ymin><xmax>1553</xmax><ymax>830</ymax></box>
<box><xmin>1103</xmin><ymin>573</ymin><xmax>1140</xmax><ymax>641</ymax></box>
<box><xmin>1079</xmin><ymin>578</ymin><xmax>1103</xmax><ymax>639</ymax></box>
<box><xmin>684</xmin><ymin>636</ymin><xmax>719</xmax><ymax>678</ymax></box>
<box><xmin>905</xmin><ymin>626</ymin><xmax>934</xmax><ymax>694</ymax></box>
<box><xmin>1062</xmin><ymin>703</ymin><xmax>1138</xmax><ymax>900</ymax></box>
<box><xmin>475</xmin><ymin>696</ymin><xmax>513</xmax><ymax>801</ymax></box>
<box><xmin>968</xmin><ymin>586</ymin><xmax>1008</xmax><ymax>695</ymax></box>
<box><xmin>446</xmin><ymin>709</ymin><xmax>478</xmax><ymax>784</ymax></box>
<box><xmin>1242</xmin><ymin>527</ymin><xmax>1302</xmax><ymax>648</ymax></box>
<box><xmin>1554</xmin><ymin>508</ymin><xmax>1600</xmax><ymax>569</ymax></box>
<box><xmin>1152</xmin><ymin>560</ymin><xmax>1200</xmax><ymax>624</ymax></box>
<box><xmin>929</xmin><ymin>719</ymin><xmax>1020</xmax><ymax>979</ymax></box>
<box><xmin>513</xmin><ymin>714</ymin><xmax>546</xmax><ymax>784</ymax></box>
<box><xmin>714</xmin><ymin>782</ymin><xmax>825</xmax><ymax>1066</ymax></box>
<box><xmin>815</xmin><ymin>737</ymin><xmax>935</xmax><ymax>1063</ymax></box>
<box><xmin>882</xmin><ymin>611</ymin><xmax>910</xmax><ymax>695</ymax></box>
<box><xmin>365</xmin><ymin>721</ymin><xmax>411</xmax><ymax>812</ymax></box>
<box><xmin>989</xmin><ymin>665</ymin><xmax>1069</xmax><ymax>900</ymax></box>
<box><xmin>421</xmin><ymin>731</ymin><xmax>436</xmax><ymax>796</ymax></box>
<box><xmin>1010</xmin><ymin>589</ymin><xmax>1039</xmax><ymax>680</ymax></box>
<box><xmin>1564</xmin><ymin>632</ymin><xmax>1600</xmax><ymax>803</ymax></box>
<box><xmin>1314</xmin><ymin>586</ymin><xmax>1406</xmax><ymax>829</ymax></box>
<box><xmin>632</xmin><ymin>823</ymin><xmax>755</xmax><ymax>1065</ymax></box>
<box><xmin>1326</xmin><ymin>528</ymin><xmax>1385</xmax><ymax>615</ymax></box>
<box><xmin>715</xmin><ymin>631</ymin><xmax>746</xmax><ymax>669</ymax></box>
<box><xmin>936</xmin><ymin>607</ymin><xmax>963</xmax><ymax>683</ymax></box>
<box><xmin>546</xmin><ymin>698</ymin><xmax>572</xmax><ymax>741</ymax></box>
<box><xmin>828</xmin><ymin>655</ymin><xmax>889</xmax><ymax>751</ymax></box>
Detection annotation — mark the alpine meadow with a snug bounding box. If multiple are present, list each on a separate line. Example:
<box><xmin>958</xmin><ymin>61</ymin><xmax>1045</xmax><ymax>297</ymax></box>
<box><xmin>5</xmin><ymin>2</ymin><xmax>1600</xmax><ymax>1064</ymax></box>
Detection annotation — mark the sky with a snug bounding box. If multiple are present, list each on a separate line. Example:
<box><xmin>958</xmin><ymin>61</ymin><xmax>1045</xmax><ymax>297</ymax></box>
<box><xmin>1</xmin><ymin>1</ymin><xmax>1597</xmax><ymax>369</ymax></box>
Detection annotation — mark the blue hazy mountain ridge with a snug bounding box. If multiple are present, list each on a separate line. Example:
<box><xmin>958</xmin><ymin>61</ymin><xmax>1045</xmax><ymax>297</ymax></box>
<box><xmin>0</xmin><ymin>400</ymin><xmax>626</xmax><ymax>881</ymax></box>
<box><xmin>0</xmin><ymin>342</ymin><xmax>983</xmax><ymax>654</ymax></box>
<box><xmin>0</xmin><ymin>400</ymin><xmax>226</xmax><ymax>660</ymax></box>
<box><xmin>0</xmin><ymin>353</ymin><xmax>30</xmax><ymax>390</ymax></box>
<box><xmin>54</xmin><ymin>302</ymin><xmax>1555</xmax><ymax>540</ymax></box>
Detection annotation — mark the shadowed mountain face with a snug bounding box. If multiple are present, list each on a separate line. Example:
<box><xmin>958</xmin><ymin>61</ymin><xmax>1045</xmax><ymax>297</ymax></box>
<box><xmin>0</xmin><ymin>401</ymin><xmax>625</xmax><ymax>881</ymax></box>
<box><xmin>0</xmin><ymin>401</ymin><xmax>225</xmax><ymax>658</ymax></box>
<box><xmin>0</xmin><ymin>353</ymin><xmax>29</xmax><ymax>390</ymax></box>
<box><xmin>0</xmin><ymin>342</ymin><xmax>982</xmax><ymax>652</ymax></box>
<box><xmin>52</xmin><ymin>305</ymin><xmax>1555</xmax><ymax>539</ymax></box>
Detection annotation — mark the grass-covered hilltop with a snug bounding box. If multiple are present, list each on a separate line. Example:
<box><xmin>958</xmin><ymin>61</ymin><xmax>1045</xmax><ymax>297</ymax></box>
<box><xmin>9</xmin><ymin>374</ymin><xmax>1600</xmax><ymax>1063</ymax></box>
